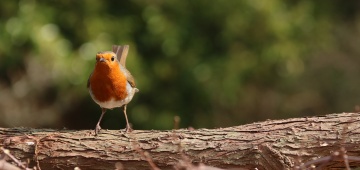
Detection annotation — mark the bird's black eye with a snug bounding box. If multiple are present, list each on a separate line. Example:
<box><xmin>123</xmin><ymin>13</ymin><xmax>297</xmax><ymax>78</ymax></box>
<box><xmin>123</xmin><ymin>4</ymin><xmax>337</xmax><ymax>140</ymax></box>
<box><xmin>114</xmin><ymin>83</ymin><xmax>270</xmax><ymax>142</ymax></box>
<box><xmin>111</xmin><ymin>56</ymin><xmax>115</xmax><ymax>61</ymax></box>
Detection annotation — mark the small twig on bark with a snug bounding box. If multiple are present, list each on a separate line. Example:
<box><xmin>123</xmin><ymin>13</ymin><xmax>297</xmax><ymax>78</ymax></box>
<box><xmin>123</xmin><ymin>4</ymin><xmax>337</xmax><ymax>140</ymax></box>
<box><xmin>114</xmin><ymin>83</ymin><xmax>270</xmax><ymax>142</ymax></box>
<box><xmin>133</xmin><ymin>143</ymin><xmax>160</xmax><ymax>170</ymax></box>
<box><xmin>1</xmin><ymin>147</ymin><xmax>28</xmax><ymax>170</ymax></box>
<box><xmin>0</xmin><ymin>158</ymin><xmax>22</xmax><ymax>170</ymax></box>
<box><xmin>174</xmin><ymin>116</ymin><xmax>181</xmax><ymax>130</ymax></box>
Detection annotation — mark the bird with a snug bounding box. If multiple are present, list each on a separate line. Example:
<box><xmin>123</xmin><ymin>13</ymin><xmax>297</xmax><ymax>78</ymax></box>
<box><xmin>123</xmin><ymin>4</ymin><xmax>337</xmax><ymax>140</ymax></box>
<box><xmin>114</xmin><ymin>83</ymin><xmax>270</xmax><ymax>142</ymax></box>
<box><xmin>87</xmin><ymin>45</ymin><xmax>139</xmax><ymax>135</ymax></box>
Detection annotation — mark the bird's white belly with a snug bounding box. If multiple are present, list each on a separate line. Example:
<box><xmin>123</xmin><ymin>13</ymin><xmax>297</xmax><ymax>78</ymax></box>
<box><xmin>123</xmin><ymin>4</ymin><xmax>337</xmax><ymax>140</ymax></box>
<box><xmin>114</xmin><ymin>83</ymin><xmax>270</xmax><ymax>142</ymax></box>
<box><xmin>89</xmin><ymin>82</ymin><xmax>138</xmax><ymax>109</ymax></box>
<box><xmin>96</xmin><ymin>97</ymin><xmax>126</xmax><ymax>109</ymax></box>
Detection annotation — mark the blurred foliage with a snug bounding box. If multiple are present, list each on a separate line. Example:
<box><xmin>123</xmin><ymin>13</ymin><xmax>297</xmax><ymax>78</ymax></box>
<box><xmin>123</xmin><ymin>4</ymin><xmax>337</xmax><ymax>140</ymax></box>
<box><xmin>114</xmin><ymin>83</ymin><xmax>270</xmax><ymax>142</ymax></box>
<box><xmin>1</xmin><ymin>0</ymin><xmax>360</xmax><ymax>130</ymax></box>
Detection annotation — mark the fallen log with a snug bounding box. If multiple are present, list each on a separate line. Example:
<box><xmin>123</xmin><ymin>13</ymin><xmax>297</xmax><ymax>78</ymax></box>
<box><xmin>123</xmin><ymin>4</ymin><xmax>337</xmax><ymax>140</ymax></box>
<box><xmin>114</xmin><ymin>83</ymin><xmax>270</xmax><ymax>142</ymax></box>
<box><xmin>1</xmin><ymin>113</ymin><xmax>360</xmax><ymax>170</ymax></box>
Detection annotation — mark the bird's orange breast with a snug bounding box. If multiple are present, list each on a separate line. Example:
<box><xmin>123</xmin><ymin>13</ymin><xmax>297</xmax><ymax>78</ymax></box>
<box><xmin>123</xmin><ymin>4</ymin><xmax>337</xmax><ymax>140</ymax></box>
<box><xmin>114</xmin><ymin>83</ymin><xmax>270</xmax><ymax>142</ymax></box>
<box><xmin>90</xmin><ymin>63</ymin><xmax>128</xmax><ymax>102</ymax></box>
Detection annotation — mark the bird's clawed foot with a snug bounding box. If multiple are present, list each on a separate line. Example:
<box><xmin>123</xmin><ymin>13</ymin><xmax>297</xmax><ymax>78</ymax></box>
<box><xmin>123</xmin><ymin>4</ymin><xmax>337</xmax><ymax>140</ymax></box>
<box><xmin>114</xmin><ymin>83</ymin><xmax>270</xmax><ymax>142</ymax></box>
<box><xmin>95</xmin><ymin>124</ymin><xmax>102</xmax><ymax>135</ymax></box>
<box><xmin>125</xmin><ymin>124</ymin><xmax>133</xmax><ymax>133</ymax></box>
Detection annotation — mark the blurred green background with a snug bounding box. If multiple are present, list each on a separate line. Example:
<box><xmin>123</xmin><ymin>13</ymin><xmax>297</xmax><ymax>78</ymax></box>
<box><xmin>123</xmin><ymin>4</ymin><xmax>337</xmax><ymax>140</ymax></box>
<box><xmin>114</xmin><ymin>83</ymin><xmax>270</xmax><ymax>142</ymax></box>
<box><xmin>1</xmin><ymin>0</ymin><xmax>360</xmax><ymax>130</ymax></box>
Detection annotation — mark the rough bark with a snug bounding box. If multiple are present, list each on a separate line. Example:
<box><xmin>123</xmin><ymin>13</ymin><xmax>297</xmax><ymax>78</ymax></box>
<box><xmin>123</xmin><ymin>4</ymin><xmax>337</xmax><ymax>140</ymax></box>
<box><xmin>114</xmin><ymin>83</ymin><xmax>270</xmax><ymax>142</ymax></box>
<box><xmin>1</xmin><ymin>113</ymin><xmax>360</xmax><ymax>170</ymax></box>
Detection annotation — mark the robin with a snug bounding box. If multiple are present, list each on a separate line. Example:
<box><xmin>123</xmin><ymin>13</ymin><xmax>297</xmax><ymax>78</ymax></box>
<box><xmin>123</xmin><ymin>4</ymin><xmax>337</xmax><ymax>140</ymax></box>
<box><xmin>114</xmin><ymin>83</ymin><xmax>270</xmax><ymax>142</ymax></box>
<box><xmin>87</xmin><ymin>45</ymin><xmax>139</xmax><ymax>135</ymax></box>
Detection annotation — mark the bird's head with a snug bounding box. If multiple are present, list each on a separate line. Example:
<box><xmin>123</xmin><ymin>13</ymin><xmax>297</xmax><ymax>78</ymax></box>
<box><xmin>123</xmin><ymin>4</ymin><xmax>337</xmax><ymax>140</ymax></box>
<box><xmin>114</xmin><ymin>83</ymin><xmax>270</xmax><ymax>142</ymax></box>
<box><xmin>95</xmin><ymin>51</ymin><xmax>119</xmax><ymax>69</ymax></box>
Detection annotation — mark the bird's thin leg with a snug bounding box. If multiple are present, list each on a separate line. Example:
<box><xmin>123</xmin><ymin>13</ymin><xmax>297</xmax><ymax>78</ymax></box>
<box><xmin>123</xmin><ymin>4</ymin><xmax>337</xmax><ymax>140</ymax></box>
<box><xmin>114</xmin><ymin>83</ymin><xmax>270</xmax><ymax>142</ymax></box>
<box><xmin>95</xmin><ymin>108</ymin><xmax>106</xmax><ymax>135</ymax></box>
<box><xmin>123</xmin><ymin>105</ymin><xmax>133</xmax><ymax>132</ymax></box>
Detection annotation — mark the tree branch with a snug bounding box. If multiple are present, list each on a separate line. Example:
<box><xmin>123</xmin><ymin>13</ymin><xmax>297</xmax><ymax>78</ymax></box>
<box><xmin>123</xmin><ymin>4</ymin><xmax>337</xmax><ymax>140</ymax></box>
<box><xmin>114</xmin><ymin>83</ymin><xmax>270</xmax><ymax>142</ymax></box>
<box><xmin>1</xmin><ymin>113</ymin><xmax>360</xmax><ymax>170</ymax></box>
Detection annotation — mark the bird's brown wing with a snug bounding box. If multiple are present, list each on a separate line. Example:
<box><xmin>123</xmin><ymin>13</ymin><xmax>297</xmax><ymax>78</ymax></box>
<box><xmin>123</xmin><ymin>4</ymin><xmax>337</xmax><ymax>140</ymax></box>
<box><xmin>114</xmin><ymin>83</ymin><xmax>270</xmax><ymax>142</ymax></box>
<box><xmin>87</xmin><ymin>72</ymin><xmax>92</xmax><ymax>88</ymax></box>
<box><xmin>122</xmin><ymin>67</ymin><xmax>136</xmax><ymax>88</ymax></box>
<box><xmin>113</xmin><ymin>45</ymin><xmax>136</xmax><ymax>88</ymax></box>
<box><xmin>112</xmin><ymin>45</ymin><xmax>129</xmax><ymax>67</ymax></box>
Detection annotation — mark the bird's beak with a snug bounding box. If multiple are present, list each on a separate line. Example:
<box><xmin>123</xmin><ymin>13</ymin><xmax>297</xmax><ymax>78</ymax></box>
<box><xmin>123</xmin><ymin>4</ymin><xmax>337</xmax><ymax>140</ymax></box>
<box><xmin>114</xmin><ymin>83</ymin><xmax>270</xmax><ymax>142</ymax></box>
<box><xmin>99</xmin><ymin>58</ymin><xmax>106</xmax><ymax>62</ymax></box>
